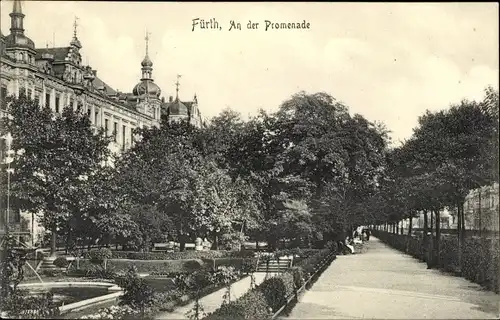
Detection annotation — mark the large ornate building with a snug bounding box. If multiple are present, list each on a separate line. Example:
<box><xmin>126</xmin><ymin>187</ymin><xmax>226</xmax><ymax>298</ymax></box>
<box><xmin>0</xmin><ymin>0</ymin><xmax>203</xmax><ymax>245</ymax></box>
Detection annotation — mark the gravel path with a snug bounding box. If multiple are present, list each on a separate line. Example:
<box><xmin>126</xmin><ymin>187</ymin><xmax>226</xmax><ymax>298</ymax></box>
<box><xmin>283</xmin><ymin>237</ymin><xmax>500</xmax><ymax>319</ymax></box>
<box><xmin>156</xmin><ymin>273</ymin><xmax>272</xmax><ymax>319</ymax></box>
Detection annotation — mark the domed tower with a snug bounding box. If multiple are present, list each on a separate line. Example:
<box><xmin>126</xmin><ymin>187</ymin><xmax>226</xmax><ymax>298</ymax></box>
<box><xmin>4</xmin><ymin>0</ymin><xmax>36</xmax><ymax>64</ymax></box>
<box><xmin>132</xmin><ymin>31</ymin><xmax>161</xmax><ymax>99</ymax></box>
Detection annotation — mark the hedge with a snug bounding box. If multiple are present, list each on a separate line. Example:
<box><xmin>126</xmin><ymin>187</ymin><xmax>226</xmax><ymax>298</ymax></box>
<box><xmin>66</xmin><ymin>257</ymin><xmax>257</xmax><ymax>276</ymax></box>
<box><xmin>374</xmin><ymin>230</ymin><xmax>499</xmax><ymax>293</ymax></box>
<box><xmin>204</xmin><ymin>248</ymin><xmax>336</xmax><ymax>320</ymax></box>
<box><xmin>82</xmin><ymin>249</ymin><xmax>256</xmax><ymax>260</ymax></box>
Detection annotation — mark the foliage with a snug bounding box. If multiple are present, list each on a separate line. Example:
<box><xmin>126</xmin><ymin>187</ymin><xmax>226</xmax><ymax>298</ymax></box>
<box><xmin>374</xmin><ymin>230</ymin><xmax>499</xmax><ymax>293</ymax></box>
<box><xmin>114</xmin><ymin>267</ymin><xmax>157</xmax><ymax>317</ymax></box>
<box><xmin>204</xmin><ymin>248</ymin><xmax>335</xmax><ymax>319</ymax></box>
<box><xmin>53</xmin><ymin>256</ymin><xmax>69</xmax><ymax>268</ymax></box>
<box><xmin>0</xmin><ymin>97</ymin><xmax>112</xmax><ymax>254</ymax></box>
<box><xmin>0</xmin><ymin>236</ymin><xmax>59</xmax><ymax>318</ymax></box>
<box><xmin>79</xmin><ymin>305</ymin><xmax>140</xmax><ymax>320</ymax></box>
<box><xmin>0</xmin><ymin>289</ymin><xmax>60</xmax><ymax>319</ymax></box>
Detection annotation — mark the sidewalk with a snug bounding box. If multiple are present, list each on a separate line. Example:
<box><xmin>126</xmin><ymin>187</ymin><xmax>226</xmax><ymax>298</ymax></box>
<box><xmin>156</xmin><ymin>273</ymin><xmax>270</xmax><ymax>319</ymax></box>
<box><xmin>283</xmin><ymin>237</ymin><xmax>500</xmax><ymax>319</ymax></box>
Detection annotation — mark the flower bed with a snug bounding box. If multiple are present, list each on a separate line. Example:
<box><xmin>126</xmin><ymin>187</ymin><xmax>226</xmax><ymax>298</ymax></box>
<box><xmin>67</xmin><ymin>256</ymin><xmax>258</xmax><ymax>278</ymax></box>
<box><xmin>203</xmin><ymin>248</ymin><xmax>336</xmax><ymax>319</ymax></box>
<box><xmin>75</xmin><ymin>266</ymin><xmax>243</xmax><ymax>319</ymax></box>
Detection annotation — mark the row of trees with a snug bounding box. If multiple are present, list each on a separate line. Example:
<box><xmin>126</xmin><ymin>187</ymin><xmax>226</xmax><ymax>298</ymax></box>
<box><xmin>374</xmin><ymin>86</ymin><xmax>499</xmax><ymax>267</ymax></box>
<box><xmin>1</xmin><ymin>86</ymin><xmax>497</xmax><ymax>256</ymax></box>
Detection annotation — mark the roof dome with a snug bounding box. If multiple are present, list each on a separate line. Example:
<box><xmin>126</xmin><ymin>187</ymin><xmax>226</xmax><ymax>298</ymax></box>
<box><xmin>141</xmin><ymin>54</ymin><xmax>153</xmax><ymax>67</ymax></box>
<box><xmin>168</xmin><ymin>98</ymin><xmax>189</xmax><ymax>116</ymax></box>
<box><xmin>133</xmin><ymin>79</ymin><xmax>161</xmax><ymax>97</ymax></box>
<box><xmin>4</xmin><ymin>33</ymin><xmax>35</xmax><ymax>50</ymax></box>
<box><xmin>70</xmin><ymin>37</ymin><xmax>82</xmax><ymax>49</ymax></box>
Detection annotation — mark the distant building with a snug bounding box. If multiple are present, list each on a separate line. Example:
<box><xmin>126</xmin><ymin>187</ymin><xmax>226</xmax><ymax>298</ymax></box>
<box><xmin>462</xmin><ymin>183</ymin><xmax>499</xmax><ymax>232</ymax></box>
<box><xmin>0</xmin><ymin>0</ymin><xmax>203</xmax><ymax>246</ymax></box>
<box><xmin>399</xmin><ymin>183</ymin><xmax>499</xmax><ymax>233</ymax></box>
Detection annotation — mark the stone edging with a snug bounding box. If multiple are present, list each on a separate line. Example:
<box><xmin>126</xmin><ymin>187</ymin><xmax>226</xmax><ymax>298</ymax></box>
<box><xmin>17</xmin><ymin>282</ymin><xmax>124</xmax><ymax>315</ymax></box>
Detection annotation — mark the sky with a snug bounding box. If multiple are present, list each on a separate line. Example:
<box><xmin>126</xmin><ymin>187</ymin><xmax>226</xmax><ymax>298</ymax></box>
<box><xmin>1</xmin><ymin>1</ymin><xmax>498</xmax><ymax>144</ymax></box>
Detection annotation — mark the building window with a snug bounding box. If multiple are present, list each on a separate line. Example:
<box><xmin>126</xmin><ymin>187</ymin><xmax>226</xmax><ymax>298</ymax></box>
<box><xmin>104</xmin><ymin>119</ymin><xmax>109</xmax><ymax>136</ymax></box>
<box><xmin>19</xmin><ymin>86</ymin><xmax>26</xmax><ymax>98</ymax></box>
<box><xmin>45</xmin><ymin>93</ymin><xmax>51</xmax><ymax>108</ymax></box>
<box><xmin>122</xmin><ymin>125</ymin><xmax>126</xmax><ymax>148</ymax></box>
<box><xmin>0</xmin><ymin>85</ymin><xmax>7</xmax><ymax>102</ymax></box>
<box><xmin>87</xmin><ymin>108</ymin><xmax>91</xmax><ymax>118</ymax></box>
<box><xmin>113</xmin><ymin>122</ymin><xmax>118</xmax><ymax>142</ymax></box>
<box><xmin>95</xmin><ymin>111</ymin><xmax>99</xmax><ymax>125</ymax></box>
<box><xmin>77</xmin><ymin>102</ymin><xmax>83</xmax><ymax>112</ymax></box>
<box><xmin>55</xmin><ymin>95</ymin><xmax>60</xmax><ymax>113</ymax></box>
<box><xmin>27</xmin><ymin>88</ymin><xmax>32</xmax><ymax>99</ymax></box>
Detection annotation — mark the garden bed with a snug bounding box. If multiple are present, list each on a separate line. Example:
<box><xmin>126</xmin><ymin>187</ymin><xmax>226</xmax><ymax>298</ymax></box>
<box><xmin>202</xmin><ymin>247</ymin><xmax>337</xmax><ymax>320</ymax></box>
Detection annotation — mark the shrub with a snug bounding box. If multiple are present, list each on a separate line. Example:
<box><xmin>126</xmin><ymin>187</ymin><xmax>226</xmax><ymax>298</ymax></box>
<box><xmin>89</xmin><ymin>248</ymin><xmax>113</xmax><ymax>265</ymax></box>
<box><xmin>108</xmin><ymin>258</ymin><xmax>205</xmax><ymax>274</ymax></box>
<box><xmin>104</xmin><ymin>250</ymin><xmax>254</xmax><ymax>261</ymax></box>
<box><xmin>204</xmin><ymin>290</ymin><xmax>272</xmax><ymax>320</ymax></box>
<box><xmin>258</xmin><ymin>277</ymin><xmax>288</xmax><ymax>312</ymax></box>
<box><xmin>115</xmin><ymin>267</ymin><xmax>156</xmax><ymax>317</ymax></box>
<box><xmin>295</xmin><ymin>249</ymin><xmax>331</xmax><ymax>275</ymax></box>
<box><xmin>184</xmin><ymin>270</ymin><xmax>215</xmax><ymax>292</ymax></box>
<box><xmin>0</xmin><ymin>289</ymin><xmax>60</xmax><ymax>319</ymax></box>
<box><xmin>241</xmin><ymin>258</ymin><xmax>257</xmax><ymax>274</ymax></box>
<box><xmin>53</xmin><ymin>257</ymin><xmax>69</xmax><ymax>268</ymax></box>
<box><xmin>41</xmin><ymin>269</ymin><xmax>62</xmax><ymax>277</ymax></box>
<box><xmin>289</xmin><ymin>266</ymin><xmax>305</xmax><ymax>289</ymax></box>
<box><xmin>203</xmin><ymin>248</ymin><xmax>334</xmax><ymax>320</ymax></box>
<box><xmin>79</xmin><ymin>305</ymin><xmax>139</xmax><ymax>319</ymax></box>
<box><xmin>211</xmin><ymin>266</ymin><xmax>239</xmax><ymax>285</ymax></box>
<box><xmin>183</xmin><ymin>260</ymin><xmax>204</xmax><ymax>272</ymax></box>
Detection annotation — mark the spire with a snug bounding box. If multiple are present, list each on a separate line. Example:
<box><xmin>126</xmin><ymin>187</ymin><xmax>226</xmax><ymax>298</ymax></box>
<box><xmin>70</xmin><ymin>16</ymin><xmax>82</xmax><ymax>49</ymax></box>
<box><xmin>10</xmin><ymin>0</ymin><xmax>25</xmax><ymax>35</ymax></box>
<box><xmin>141</xmin><ymin>30</ymin><xmax>153</xmax><ymax>70</ymax></box>
<box><xmin>145</xmin><ymin>30</ymin><xmax>150</xmax><ymax>56</ymax></box>
<box><xmin>73</xmin><ymin>16</ymin><xmax>79</xmax><ymax>39</ymax></box>
<box><xmin>175</xmin><ymin>75</ymin><xmax>182</xmax><ymax>100</ymax></box>
<box><xmin>13</xmin><ymin>0</ymin><xmax>22</xmax><ymax>14</ymax></box>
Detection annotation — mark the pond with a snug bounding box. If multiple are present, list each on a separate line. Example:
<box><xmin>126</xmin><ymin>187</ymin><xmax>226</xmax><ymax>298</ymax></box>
<box><xmin>28</xmin><ymin>286</ymin><xmax>110</xmax><ymax>307</ymax></box>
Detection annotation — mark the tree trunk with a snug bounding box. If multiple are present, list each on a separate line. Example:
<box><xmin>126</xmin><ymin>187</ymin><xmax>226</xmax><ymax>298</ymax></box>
<box><xmin>478</xmin><ymin>190</ymin><xmax>482</xmax><ymax>237</ymax></box>
<box><xmin>457</xmin><ymin>203</ymin><xmax>463</xmax><ymax>273</ymax></box>
<box><xmin>430</xmin><ymin>211</ymin><xmax>434</xmax><ymax>231</ymax></box>
<box><xmin>423</xmin><ymin>210</ymin><xmax>428</xmax><ymax>262</ymax></box>
<box><xmin>434</xmin><ymin>210</ymin><xmax>441</xmax><ymax>268</ymax></box>
<box><xmin>406</xmin><ymin>217</ymin><xmax>413</xmax><ymax>253</ymax></box>
<box><xmin>50</xmin><ymin>226</ymin><xmax>57</xmax><ymax>257</ymax></box>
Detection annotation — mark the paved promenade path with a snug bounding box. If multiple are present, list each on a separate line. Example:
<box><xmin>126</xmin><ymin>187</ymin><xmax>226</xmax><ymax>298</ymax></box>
<box><xmin>156</xmin><ymin>273</ymin><xmax>270</xmax><ymax>319</ymax></box>
<box><xmin>283</xmin><ymin>237</ymin><xmax>500</xmax><ymax>319</ymax></box>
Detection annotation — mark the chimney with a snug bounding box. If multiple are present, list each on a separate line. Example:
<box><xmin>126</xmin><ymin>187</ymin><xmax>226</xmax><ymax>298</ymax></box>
<box><xmin>169</xmin><ymin>96</ymin><xmax>173</xmax><ymax>102</ymax></box>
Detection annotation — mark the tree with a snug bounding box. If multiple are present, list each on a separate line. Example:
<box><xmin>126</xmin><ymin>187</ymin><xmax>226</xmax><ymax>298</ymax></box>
<box><xmin>0</xmin><ymin>97</ymin><xmax>112</xmax><ymax>256</ymax></box>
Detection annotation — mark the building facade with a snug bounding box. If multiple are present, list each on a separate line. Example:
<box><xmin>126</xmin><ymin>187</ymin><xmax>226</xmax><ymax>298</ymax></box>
<box><xmin>462</xmin><ymin>183</ymin><xmax>499</xmax><ymax>232</ymax></box>
<box><xmin>396</xmin><ymin>183</ymin><xmax>499</xmax><ymax>234</ymax></box>
<box><xmin>0</xmin><ymin>0</ymin><xmax>203</xmax><ymax>246</ymax></box>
